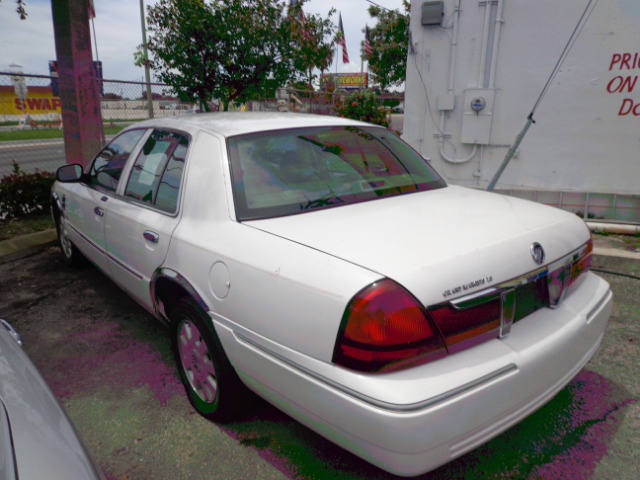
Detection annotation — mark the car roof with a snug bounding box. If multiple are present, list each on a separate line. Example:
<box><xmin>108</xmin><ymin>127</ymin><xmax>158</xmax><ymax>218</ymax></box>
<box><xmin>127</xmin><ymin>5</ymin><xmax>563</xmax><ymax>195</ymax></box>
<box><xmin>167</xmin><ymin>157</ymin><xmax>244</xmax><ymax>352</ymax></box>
<box><xmin>129</xmin><ymin>112</ymin><xmax>375</xmax><ymax>138</ymax></box>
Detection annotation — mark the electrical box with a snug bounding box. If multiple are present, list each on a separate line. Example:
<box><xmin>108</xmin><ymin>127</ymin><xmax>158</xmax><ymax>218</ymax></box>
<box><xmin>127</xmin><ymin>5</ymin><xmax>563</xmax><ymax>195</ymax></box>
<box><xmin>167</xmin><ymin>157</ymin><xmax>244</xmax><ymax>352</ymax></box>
<box><xmin>460</xmin><ymin>89</ymin><xmax>495</xmax><ymax>145</ymax></box>
<box><xmin>437</xmin><ymin>92</ymin><xmax>455</xmax><ymax>111</ymax></box>
<box><xmin>422</xmin><ymin>1</ymin><xmax>444</xmax><ymax>26</ymax></box>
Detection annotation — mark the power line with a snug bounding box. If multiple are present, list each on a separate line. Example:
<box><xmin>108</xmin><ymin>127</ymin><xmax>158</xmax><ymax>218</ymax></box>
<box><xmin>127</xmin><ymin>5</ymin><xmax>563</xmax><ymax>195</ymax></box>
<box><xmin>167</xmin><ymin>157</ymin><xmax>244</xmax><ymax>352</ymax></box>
<box><xmin>364</xmin><ymin>0</ymin><xmax>396</xmax><ymax>13</ymax></box>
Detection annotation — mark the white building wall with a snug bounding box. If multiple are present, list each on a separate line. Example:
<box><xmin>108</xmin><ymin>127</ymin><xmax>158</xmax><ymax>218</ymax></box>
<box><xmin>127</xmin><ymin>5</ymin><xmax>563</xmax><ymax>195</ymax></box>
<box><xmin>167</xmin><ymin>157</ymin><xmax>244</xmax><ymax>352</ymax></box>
<box><xmin>404</xmin><ymin>0</ymin><xmax>640</xmax><ymax>220</ymax></box>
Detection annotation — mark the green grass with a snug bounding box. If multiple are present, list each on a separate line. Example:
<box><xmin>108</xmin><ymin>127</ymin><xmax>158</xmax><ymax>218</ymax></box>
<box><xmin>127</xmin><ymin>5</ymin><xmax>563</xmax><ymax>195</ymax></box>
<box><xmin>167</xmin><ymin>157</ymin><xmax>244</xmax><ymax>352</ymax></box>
<box><xmin>0</xmin><ymin>124</ymin><xmax>126</xmax><ymax>142</ymax></box>
<box><xmin>0</xmin><ymin>212</ymin><xmax>55</xmax><ymax>241</ymax></box>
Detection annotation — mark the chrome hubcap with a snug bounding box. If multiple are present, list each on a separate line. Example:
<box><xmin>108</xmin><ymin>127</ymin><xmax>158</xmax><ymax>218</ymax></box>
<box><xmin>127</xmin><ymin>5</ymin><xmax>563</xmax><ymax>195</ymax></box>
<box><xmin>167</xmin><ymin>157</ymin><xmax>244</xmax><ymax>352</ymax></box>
<box><xmin>59</xmin><ymin>217</ymin><xmax>73</xmax><ymax>258</ymax></box>
<box><xmin>177</xmin><ymin>320</ymin><xmax>217</xmax><ymax>403</ymax></box>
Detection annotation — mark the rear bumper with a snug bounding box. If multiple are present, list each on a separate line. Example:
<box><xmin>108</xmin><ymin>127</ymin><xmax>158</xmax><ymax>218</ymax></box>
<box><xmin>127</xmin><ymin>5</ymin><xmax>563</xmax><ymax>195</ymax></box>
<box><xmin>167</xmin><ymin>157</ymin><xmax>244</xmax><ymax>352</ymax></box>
<box><xmin>214</xmin><ymin>272</ymin><xmax>612</xmax><ymax>477</ymax></box>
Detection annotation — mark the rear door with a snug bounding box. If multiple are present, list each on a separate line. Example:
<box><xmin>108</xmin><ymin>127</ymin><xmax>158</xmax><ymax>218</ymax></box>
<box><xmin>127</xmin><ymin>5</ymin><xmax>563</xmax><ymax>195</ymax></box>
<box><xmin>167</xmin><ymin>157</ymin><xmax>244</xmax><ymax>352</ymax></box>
<box><xmin>104</xmin><ymin>129</ymin><xmax>190</xmax><ymax>311</ymax></box>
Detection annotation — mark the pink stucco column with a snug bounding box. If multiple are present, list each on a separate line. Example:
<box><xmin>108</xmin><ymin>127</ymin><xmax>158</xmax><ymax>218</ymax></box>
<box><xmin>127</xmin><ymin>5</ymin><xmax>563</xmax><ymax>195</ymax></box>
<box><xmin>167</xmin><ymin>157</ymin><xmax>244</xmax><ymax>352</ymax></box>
<box><xmin>51</xmin><ymin>0</ymin><xmax>104</xmax><ymax>167</ymax></box>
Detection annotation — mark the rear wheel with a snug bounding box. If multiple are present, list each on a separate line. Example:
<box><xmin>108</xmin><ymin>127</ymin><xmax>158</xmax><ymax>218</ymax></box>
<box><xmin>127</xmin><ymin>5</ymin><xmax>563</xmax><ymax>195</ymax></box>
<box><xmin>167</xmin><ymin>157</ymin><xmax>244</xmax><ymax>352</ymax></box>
<box><xmin>170</xmin><ymin>298</ymin><xmax>253</xmax><ymax>422</ymax></box>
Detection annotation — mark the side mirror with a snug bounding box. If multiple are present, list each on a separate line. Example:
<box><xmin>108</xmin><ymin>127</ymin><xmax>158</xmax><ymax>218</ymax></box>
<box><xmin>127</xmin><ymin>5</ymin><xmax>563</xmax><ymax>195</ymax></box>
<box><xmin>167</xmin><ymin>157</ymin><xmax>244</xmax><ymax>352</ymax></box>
<box><xmin>56</xmin><ymin>164</ymin><xmax>83</xmax><ymax>182</ymax></box>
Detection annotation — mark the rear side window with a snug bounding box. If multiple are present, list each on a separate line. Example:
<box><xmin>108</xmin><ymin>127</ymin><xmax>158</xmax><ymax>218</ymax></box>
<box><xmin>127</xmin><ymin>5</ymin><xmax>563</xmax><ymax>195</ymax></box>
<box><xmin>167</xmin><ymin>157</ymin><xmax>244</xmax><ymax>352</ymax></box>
<box><xmin>125</xmin><ymin>130</ymin><xmax>189</xmax><ymax>214</ymax></box>
<box><xmin>87</xmin><ymin>129</ymin><xmax>146</xmax><ymax>193</ymax></box>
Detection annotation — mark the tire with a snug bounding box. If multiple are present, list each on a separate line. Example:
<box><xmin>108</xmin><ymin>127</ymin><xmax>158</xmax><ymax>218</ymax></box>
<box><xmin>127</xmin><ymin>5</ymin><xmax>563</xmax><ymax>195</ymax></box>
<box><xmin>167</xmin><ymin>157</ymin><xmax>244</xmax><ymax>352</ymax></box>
<box><xmin>56</xmin><ymin>212</ymin><xmax>85</xmax><ymax>267</ymax></box>
<box><xmin>169</xmin><ymin>298</ymin><xmax>254</xmax><ymax>422</ymax></box>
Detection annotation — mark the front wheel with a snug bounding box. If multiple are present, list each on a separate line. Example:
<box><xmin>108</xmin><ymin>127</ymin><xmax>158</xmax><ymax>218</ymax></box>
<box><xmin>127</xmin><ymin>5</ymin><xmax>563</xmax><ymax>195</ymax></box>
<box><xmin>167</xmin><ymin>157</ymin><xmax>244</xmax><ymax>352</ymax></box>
<box><xmin>169</xmin><ymin>298</ymin><xmax>254</xmax><ymax>422</ymax></box>
<box><xmin>56</xmin><ymin>213</ymin><xmax>85</xmax><ymax>267</ymax></box>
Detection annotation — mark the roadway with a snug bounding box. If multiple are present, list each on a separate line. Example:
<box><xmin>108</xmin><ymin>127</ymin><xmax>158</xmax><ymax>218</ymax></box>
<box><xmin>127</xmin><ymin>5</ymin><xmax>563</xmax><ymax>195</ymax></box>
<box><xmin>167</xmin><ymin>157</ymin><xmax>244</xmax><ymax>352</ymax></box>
<box><xmin>0</xmin><ymin>139</ymin><xmax>66</xmax><ymax>176</ymax></box>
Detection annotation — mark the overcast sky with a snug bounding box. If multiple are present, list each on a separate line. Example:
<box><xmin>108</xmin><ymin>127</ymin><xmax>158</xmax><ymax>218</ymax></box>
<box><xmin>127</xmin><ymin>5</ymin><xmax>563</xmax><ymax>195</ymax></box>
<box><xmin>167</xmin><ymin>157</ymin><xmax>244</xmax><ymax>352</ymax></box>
<box><xmin>0</xmin><ymin>0</ymin><xmax>406</xmax><ymax>81</ymax></box>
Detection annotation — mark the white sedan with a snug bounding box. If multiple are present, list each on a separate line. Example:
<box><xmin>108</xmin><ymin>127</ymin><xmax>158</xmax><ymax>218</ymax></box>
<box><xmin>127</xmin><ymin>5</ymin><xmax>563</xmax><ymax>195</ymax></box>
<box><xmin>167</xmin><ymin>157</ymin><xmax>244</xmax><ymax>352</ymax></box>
<box><xmin>51</xmin><ymin>112</ymin><xmax>612</xmax><ymax>476</ymax></box>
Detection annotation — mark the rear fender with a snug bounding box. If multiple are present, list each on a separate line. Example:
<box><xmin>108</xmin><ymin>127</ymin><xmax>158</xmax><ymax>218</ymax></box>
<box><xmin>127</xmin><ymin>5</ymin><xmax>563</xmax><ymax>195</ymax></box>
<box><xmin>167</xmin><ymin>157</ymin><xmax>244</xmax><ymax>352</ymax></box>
<box><xmin>151</xmin><ymin>268</ymin><xmax>210</xmax><ymax>325</ymax></box>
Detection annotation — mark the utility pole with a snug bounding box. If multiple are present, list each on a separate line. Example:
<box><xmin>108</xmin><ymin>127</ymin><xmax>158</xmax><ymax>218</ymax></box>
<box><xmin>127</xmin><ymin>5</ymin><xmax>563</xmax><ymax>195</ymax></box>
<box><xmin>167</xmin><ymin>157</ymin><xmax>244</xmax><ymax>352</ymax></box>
<box><xmin>140</xmin><ymin>0</ymin><xmax>154</xmax><ymax>118</ymax></box>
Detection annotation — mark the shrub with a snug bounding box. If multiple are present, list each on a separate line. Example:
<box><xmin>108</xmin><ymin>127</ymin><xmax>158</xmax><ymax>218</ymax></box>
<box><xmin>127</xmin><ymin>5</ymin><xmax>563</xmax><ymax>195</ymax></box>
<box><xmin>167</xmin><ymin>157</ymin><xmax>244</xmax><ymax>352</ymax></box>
<box><xmin>0</xmin><ymin>161</ymin><xmax>55</xmax><ymax>220</ymax></box>
<box><xmin>336</xmin><ymin>90</ymin><xmax>389</xmax><ymax>128</ymax></box>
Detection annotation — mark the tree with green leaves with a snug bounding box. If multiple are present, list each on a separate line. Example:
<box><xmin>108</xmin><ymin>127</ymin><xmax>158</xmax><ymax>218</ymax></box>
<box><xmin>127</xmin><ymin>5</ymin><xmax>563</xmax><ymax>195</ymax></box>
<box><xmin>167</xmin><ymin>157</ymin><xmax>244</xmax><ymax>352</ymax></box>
<box><xmin>364</xmin><ymin>0</ymin><xmax>410</xmax><ymax>90</ymax></box>
<box><xmin>288</xmin><ymin>1</ymin><xmax>336</xmax><ymax>88</ymax></box>
<box><xmin>140</xmin><ymin>0</ymin><xmax>334</xmax><ymax>110</ymax></box>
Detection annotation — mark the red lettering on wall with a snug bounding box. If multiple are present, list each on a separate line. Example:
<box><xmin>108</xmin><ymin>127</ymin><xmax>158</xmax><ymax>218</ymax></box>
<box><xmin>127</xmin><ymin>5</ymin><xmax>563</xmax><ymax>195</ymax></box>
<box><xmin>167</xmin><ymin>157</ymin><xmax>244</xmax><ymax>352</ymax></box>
<box><xmin>607</xmin><ymin>76</ymin><xmax>638</xmax><ymax>93</ymax></box>
<box><xmin>610</xmin><ymin>54</ymin><xmax>621</xmax><ymax>70</ymax></box>
<box><xmin>609</xmin><ymin>52</ymin><xmax>640</xmax><ymax>70</ymax></box>
<box><xmin>11</xmin><ymin>97</ymin><xmax>62</xmax><ymax>112</ymax></box>
<box><xmin>618</xmin><ymin>98</ymin><xmax>640</xmax><ymax>116</ymax></box>
<box><xmin>621</xmin><ymin>53</ymin><xmax>632</xmax><ymax>70</ymax></box>
<box><xmin>26</xmin><ymin>98</ymin><xmax>43</xmax><ymax>110</ymax></box>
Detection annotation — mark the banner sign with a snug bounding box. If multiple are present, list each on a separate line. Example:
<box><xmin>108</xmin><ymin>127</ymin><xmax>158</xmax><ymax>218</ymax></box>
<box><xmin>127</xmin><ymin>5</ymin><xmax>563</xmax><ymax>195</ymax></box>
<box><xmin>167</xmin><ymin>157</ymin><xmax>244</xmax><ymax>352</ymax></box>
<box><xmin>321</xmin><ymin>73</ymin><xmax>368</xmax><ymax>91</ymax></box>
<box><xmin>0</xmin><ymin>86</ymin><xmax>62</xmax><ymax>115</ymax></box>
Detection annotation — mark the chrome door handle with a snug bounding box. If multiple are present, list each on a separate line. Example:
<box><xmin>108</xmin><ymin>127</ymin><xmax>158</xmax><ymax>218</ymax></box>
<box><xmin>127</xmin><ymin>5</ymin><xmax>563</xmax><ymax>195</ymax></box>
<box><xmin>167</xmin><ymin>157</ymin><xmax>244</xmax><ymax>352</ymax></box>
<box><xmin>94</xmin><ymin>207</ymin><xmax>104</xmax><ymax>217</ymax></box>
<box><xmin>143</xmin><ymin>231</ymin><xmax>159</xmax><ymax>243</ymax></box>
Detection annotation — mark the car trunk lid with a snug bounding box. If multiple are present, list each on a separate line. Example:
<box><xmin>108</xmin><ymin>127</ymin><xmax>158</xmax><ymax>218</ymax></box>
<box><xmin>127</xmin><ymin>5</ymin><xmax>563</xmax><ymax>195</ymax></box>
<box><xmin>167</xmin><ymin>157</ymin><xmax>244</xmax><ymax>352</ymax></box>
<box><xmin>244</xmin><ymin>186</ymin><xmax>591</xmax><ymax>307</ymax></box>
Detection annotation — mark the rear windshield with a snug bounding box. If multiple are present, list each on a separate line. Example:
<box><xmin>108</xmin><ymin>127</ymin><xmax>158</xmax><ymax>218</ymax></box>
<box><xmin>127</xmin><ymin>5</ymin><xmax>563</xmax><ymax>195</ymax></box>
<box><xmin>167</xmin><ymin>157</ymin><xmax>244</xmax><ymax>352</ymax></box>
<box><xmin>227</xmin><ymin>126</ymin><xmax>446</xmax><ymax>220</ymax></box>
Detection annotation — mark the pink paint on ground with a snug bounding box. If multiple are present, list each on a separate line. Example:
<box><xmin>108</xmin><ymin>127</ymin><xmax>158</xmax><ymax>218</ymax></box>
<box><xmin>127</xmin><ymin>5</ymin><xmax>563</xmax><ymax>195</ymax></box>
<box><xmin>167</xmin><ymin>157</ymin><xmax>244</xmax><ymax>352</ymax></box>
<box><xmin>530</xmin><ymin>369</ymin><xmax>634</xmax><ymax>479</ymax></box>
<box><xmin>49</xmin><ymin>318</ymin><xmax>183</xmax><ymax>406</ymax></box>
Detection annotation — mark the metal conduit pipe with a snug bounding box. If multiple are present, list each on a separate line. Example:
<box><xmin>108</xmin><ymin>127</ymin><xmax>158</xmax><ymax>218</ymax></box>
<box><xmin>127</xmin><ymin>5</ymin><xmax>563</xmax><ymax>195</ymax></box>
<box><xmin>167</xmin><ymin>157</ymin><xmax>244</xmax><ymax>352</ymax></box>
<box><xmin>587</xmin><ymin>222</ymin><xmax>640</xmax><ymax>235</ymax></box>
<box><xmin>489</xmin><ymin>0</ymin><xmax>505</xmax><ymax>89</ymax></box>
<box><xmin>439</xmin><ymin>0</ymin><xmax>478</xmax><ymax>164</ymax></box>
<box><xmin>478</xmin><ymin>0</ymin><xmax>493</xmax><ymax>87</ymax></box>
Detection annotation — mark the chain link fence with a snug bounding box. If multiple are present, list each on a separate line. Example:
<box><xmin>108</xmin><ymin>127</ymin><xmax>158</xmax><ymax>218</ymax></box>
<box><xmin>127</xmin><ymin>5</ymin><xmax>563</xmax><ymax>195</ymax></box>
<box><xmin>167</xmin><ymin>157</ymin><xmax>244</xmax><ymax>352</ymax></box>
<box><xmin>0</xmin><ymin>72</ymin><xmax>185</xmax><ymax>177</ymax></box>
<box><xmin>0</xmin><ymin>72</ymin><xmax>403</xmax><ymax>178</ymax></box>
<box><xmin>0</xmin><ymin>73</ymin><xmax>330</xmax><ymax>177</ymax></box>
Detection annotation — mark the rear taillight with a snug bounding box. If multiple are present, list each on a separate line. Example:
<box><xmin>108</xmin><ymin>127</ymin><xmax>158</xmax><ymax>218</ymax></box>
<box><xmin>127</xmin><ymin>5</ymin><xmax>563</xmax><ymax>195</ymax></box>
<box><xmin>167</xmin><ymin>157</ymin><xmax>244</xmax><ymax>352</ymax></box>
<box><xmin>332</xmin><ymin>279</ymin><xmax>447</xmax><ymax>373</ymax></box>
<box><xmin>549</xmin><ymin>238</ymin><xmax>593</xmax><ymax>305</ymax></box>
<box><xmin>570</xmin><ymin>238</ymin><xmax>593</xmax><ymax>285</ymax></box>
<box><xmin>428</xmin><ymin>294</ymin><xmax>502</xmax><ymax>354</ymax></box>
<box><xmin>562</xmin><ymin>237</ymin><xmax>593</xmax><ymax>300</ymax></box>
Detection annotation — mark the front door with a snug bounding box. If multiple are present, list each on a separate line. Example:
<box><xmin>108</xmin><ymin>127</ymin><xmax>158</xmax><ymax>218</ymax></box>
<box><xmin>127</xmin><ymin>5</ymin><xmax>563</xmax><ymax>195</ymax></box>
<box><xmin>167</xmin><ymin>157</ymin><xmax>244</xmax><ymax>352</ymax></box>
<box><xmin>62</xmin><ymin>128</ymin><xmax>148</xmax><ymax>274</ymax></box>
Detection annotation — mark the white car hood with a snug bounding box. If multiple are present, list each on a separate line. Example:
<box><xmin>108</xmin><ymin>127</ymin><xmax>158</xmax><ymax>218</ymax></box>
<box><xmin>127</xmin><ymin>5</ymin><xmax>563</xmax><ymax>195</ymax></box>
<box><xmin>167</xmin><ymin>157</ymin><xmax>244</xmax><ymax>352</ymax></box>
<box><xmin>245</xmin><ymin>186</ymin><xmax>590</xmax><ymax>306</ymax></box>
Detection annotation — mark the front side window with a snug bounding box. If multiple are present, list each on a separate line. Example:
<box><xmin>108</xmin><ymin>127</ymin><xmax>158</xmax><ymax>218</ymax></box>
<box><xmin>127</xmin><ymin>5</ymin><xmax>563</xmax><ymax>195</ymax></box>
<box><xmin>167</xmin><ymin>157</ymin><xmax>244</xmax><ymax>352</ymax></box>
<box><xmin>227</xmin><ymin>126</ymin><xmax>446</xmax><ymax>220</ymax></box>
<box><xmin>124</xmin><ymin>130</ymin><xmax>189</xmax><ymax>214</ymax></box>
<box><xmin>87</xmin><ymin>129</ymin><xmax>147</xmax><ymax>193</ymax></box>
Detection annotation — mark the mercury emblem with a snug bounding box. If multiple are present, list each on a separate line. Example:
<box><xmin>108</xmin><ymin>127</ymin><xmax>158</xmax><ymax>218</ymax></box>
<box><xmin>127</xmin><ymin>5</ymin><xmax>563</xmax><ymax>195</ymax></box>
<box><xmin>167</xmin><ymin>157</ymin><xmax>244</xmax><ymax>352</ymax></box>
<box><xmin>530</xmin><ymin>242</ymin><xmax>545</xmax><ymax>265</ymax></box>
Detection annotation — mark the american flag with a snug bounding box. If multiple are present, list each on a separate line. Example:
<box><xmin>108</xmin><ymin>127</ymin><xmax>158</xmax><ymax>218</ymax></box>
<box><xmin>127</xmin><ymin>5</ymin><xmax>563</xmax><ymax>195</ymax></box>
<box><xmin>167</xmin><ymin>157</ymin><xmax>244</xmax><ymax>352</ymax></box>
<box><xmin>337</xmin><ymin>13</ymin><xmax>349</xmax><ymax>64</ymax></box>
<box><xmin>88</xmin><ymin>0</ymin><xmax>96</xmax><ymax>18</ymax></box>
<box><xmin>364</xmin><ymin>25</ymin><xmax>373</xmax><ymax>57</ymax></box>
